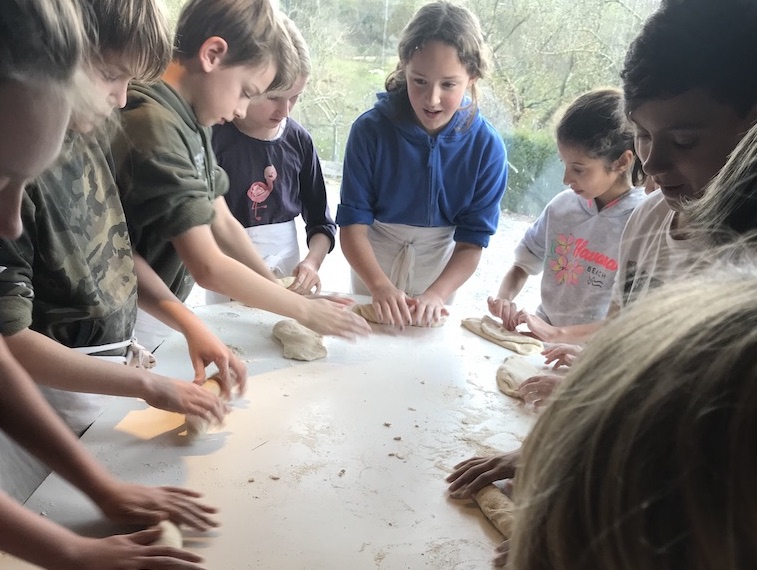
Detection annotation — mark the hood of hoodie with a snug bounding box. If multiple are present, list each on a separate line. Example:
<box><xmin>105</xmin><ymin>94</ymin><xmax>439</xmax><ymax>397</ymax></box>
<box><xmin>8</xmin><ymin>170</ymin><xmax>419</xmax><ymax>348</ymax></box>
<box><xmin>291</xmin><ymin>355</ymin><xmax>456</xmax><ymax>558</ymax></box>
<box><xmin>126</xmin><ymin>80</ymin><xmax>201</xmax><ymax>135</ymax></box>
<box><xmin>372</xmin><ymin>90</ymin><xmax>480</xmax><ymax>143</ymax></box>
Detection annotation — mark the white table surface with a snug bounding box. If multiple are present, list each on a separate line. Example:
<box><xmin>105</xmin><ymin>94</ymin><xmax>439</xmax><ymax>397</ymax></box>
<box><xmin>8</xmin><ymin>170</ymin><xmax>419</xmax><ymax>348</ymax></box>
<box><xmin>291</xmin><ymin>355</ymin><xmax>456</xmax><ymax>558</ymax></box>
<box><xmin>1</xmin><ymin>300</ymin><xmax>538</xmax><ymax>569</ymax></box>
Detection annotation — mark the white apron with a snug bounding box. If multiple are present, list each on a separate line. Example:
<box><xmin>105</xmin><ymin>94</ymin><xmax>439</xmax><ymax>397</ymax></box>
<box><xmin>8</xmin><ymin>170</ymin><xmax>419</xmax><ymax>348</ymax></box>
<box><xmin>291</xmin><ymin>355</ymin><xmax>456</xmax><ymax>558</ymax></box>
<box><xmin>351</xmin><ymin>221</ymin><xmax>456</xmax><ymax>300</ymax></box>
<box><xmin>206</xmin><ymin>220</ymin><xmax>300</xmax><ymax>304</ymax></box>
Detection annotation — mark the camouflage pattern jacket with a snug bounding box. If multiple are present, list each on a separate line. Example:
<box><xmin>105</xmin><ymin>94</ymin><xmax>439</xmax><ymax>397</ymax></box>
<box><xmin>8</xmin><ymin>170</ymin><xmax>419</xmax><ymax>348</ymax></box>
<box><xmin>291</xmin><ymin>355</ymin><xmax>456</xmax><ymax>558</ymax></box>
<box><xmin>0</xmin><ymin>132</ymin><xmax>137</xmax><ymax>347</ymax></box>
<box><xmin>113</xmin><ymin>80</ymin><xmax>229</xmax><ymax>302</ymax></box>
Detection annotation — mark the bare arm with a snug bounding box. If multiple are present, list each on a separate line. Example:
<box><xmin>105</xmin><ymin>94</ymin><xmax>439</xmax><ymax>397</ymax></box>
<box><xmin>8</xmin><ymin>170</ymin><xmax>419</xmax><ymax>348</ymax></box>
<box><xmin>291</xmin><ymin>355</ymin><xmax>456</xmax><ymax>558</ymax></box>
<box><xmin>519</xmin><ymin>300</ymin><xmax>619</xmax><ymax>344</ymax></box>
<box><xmin>210</xmin><ymin>197</ymin><xmax>277</xmax><ymax>282</ymax></box>
<box><xmin>173</xmin><ymin>225</ymin><xmax>370</xmax><ymax>339</ymax></box>
<box><xmin>133</xmin><ymin>254</ymin><xmax>246</xmax><ymax>397</ymax></box>
<box><xmin>339</xmin><ymin>224</ymin><xmax>412</xmax><ymax>326</ymax></box>
<box><xmin>5</xmin><ymin>329</ymin><xmax>225</xmax><ymax>422</ymax></box>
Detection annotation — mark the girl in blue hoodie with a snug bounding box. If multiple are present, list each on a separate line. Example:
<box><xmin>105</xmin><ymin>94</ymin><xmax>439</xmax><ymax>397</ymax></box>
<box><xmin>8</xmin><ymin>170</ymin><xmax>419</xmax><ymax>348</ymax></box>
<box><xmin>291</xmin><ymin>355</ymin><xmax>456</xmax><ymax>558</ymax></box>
<box><xmin>337</xmin><ymin>1</ymin><xmax>507</xmax><ymax>328</ymax></box>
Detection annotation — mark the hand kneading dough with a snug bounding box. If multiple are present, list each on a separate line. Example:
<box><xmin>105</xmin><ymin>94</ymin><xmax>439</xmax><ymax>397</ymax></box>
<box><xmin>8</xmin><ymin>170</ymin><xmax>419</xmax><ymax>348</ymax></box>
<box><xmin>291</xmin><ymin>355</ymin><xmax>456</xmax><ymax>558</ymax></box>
<box><xmin>473</xmin><ymin>485</ymin><xmax>515</xmax><ymax>538</ymax></box>
<box><xmin>272</xmin><ymin>319</ymin><xmax>327</xmax><ymax>361</ymax></box>
<box><xmin>352</xmin><ymin>303</ymin><xmax>445</xmax><ymax>327</ymax></box>
<box><xmin>461</xmin><ymin>315</ymin><xmax>543</xmax><ymax>355</ymax></box>
<box><xmin>185</xmin><ymin>377</ymin><xmax>223</xmax><ymax>439</ymax></box>
<box><xmin>152</xmin><ymin>520</ymin><xmax>183</xmax><ymax>548</ymax></box>
<box><xmin>496</xmin><ymin>355</ymin><xmax>541</xmax><ymax>400</ymax></box>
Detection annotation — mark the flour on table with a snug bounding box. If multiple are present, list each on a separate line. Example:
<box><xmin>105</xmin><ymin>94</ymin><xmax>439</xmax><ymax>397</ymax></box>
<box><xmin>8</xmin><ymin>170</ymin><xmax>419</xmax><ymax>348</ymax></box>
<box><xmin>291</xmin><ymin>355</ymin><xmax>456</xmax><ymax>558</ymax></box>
<box><xmin>473</xmin><ymin>484</ymin><xmax>515</xmax><ymax>538</ymax></box>
<box><xmin>272</xmin><ymin>319</ymin><xmax>327</xmax><ymax>361</ymax></box>
<box><xmin>352</xmin><ymin>303</ymin><xmax>446</xmax><ymax>327</ymax></box>
<box><xmin>461</xmin><ymin>315</ymin><xmax>543</xmax><ymax>355</ymax></box>
<box><xmin>496</xmin><ymin>356</ymin><xmax>541</xmax><ymax>400</ymax></box>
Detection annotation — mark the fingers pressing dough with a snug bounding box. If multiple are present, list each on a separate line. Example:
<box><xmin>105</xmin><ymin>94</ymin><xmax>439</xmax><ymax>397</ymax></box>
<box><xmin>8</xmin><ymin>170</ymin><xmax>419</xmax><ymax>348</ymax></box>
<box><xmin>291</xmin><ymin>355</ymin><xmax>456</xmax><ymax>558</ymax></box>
<box><xmin>461</xmin><ymin>315</ymin><xmax>543</xmax><ymax>355</ymax></box>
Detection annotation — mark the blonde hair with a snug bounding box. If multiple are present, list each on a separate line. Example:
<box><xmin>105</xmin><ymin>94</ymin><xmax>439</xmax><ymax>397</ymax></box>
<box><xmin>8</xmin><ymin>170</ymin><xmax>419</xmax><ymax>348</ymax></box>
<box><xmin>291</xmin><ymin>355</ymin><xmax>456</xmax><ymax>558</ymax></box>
<box><xmin>385</xmin><ymin>1</ymin><xmax>490</xmax><ymax>125</ymax></box>
<box><xmin>510</xmin><ymin>271</ymin><xmax>757</xmax><ymax>569</ymax></box>
<box><xmin>0</xmin><ymin>0</ymin><xmax>84</xmax><ymax>85</ymax></box>
<box><xmin>77</xmin><ymin>0</ymin><xmax>172</xmax><ymax>82</ymax></box>
<box><xmin>280</xmin><ymin>14</ymin><xmax>311</xmax><ymax>79</ymax></box>
<box><xmin>174</xmin><ymin>0</ymin><xmax>276</xmax><ymax>70</ymax></box>
<box><xmin>684</xmin><ymin>122</ymin><xmax>757</xmax><ymax>245</ymax></box>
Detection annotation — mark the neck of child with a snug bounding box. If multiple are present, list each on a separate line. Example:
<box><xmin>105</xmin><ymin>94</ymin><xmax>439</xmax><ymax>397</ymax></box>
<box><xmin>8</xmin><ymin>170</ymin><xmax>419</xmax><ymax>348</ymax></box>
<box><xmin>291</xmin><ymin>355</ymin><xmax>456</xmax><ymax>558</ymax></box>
<box><xmin>595</xmin><ymin>176</ymin><xmax>632</xmax><ymax>210</ymax></box>
<box><xmin>234</xmin><ymin>118</ymin><xmax>281</xmax><ymax>141</ymax></box>
<box><xmin>161</xmin><ymin>60</ymin><xmax>195</xmax><ymax>109</ymax></box>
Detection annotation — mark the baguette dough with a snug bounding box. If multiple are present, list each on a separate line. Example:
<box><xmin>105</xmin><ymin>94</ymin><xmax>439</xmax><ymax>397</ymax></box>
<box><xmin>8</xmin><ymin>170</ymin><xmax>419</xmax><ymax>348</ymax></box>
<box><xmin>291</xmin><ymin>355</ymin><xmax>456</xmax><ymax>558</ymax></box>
<box><xmin>272</xmin><ymin>319</ymin><xmax>327</xmax><ymax>361</ymax></box>
<box><xmin>496</xmin><ymin>356</ymin><xmax>541</xmax><ymax>400</ymax></box>
<box><xmin>185</xmin><ymin>377</ymin><xmax>223</xmax><ymax>439</ymax></box>
<box><xmin>277</xmin><ymin>276</ymin><xmax>295</xmax><ymax>288</ymax></box>
<box><xmin>152</xmin><ymin>520</ymin><xmax>183</xmax><ymax>548</ymax></box>
<box><xmin>461</xmin><ymin>315</ymin><xmax>543</xmax><ymax>355</ymax></box>
<box><xmin>473</xmin><ymin>484</ymin><xmax>515</xmax><ymax>538</ymax></box>
<box><xmin>352</xmin><ymin>303</ymin><xmax>446</xmax><ymax>327</ymax></box>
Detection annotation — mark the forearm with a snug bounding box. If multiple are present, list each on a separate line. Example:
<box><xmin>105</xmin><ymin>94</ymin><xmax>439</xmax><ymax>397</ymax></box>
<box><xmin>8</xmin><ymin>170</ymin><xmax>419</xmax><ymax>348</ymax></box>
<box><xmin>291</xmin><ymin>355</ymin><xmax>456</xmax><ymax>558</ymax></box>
<box><xmin>5</xmin><ymin>329</ymin><xmax>152</xmax><ymax>399</ymax></box>
<box><xmin>0</xmin><ymin>340</ymin><xmax>116</xmax><ymax>508</ymax></box>
<box><xmin>339</xmin><ymin>225</ymin><xmax>394</xmax><ymax>294</ymax></box>
<box><xmin>301</xmin><ymin>233</ymin><xmax>330</xmax><ymax>270</ymax></box>
<box><xmin>211</xmin><ymin>199</ymin><xmax>277</xmax><ymax>281</ymax></box>
<box><xmin>425</xmin><ymin>243</ymin><xmax>482</xmax><ymax>301</ymax></box>
<box><xmin>547</xmin><ymin>320</ymin><xmax>605</xmax><ymax>344</ymax></box>
<box><xmin>0</xmin><ymin>491</ymin><xmax>87</xmax><ymax>568</ymax></box>
<box><xmin>497</xmin><ymin>265</ymin><xmax>529</xmax><ymax>301</ymax></box>
<box><xmin>134</xmin><ymin>254</ymin><xmax>204</xmax><ymax>335</ymax></box>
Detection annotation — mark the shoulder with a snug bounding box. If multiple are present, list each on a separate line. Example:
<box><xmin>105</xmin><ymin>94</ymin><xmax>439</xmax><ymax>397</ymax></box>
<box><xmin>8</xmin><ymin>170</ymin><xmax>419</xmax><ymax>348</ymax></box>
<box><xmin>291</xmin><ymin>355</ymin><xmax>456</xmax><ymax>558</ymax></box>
<box><xmin>119</xmin><ymin>83</ymin><xmax>191</xmax><ymax>154</ymax></box>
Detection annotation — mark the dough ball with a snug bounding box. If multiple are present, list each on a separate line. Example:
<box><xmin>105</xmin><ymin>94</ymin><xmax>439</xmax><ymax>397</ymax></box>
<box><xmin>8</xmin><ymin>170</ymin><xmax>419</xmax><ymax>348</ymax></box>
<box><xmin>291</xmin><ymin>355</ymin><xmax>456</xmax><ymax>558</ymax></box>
<box><xmin>151</xmin><ymin>520</ymin><xmax>183</xmax><ymax>548</ymax></box>
<box><xmin>496</xmin><ymin>356</ymin><xmax>541</xmax><ymax>400</ymax></box>
<box><xmin>272</xmin><ymin>319</ymin><xmax>327</xmax><ymax>361</ymax></box>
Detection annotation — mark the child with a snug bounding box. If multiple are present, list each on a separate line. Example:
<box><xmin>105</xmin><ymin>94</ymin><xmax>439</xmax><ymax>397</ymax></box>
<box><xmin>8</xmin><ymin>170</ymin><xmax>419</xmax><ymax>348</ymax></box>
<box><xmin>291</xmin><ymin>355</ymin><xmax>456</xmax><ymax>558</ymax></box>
<box><xmin>509</xmin><ymin>271</ymin><xmax>757</xmax><ymax>569</ymax></box>
<box><xmin>113</xmin><ymin>0</ymin><xmax>370</xmax><ymax>349</ymax></box>
<box><xmin>211</xmin><ymin>14</ymin><xmax>335</xmax><ymax>300</ymax></box>
<box><xmin>489</xmin><ymin>88</ymin><xmax>644</xmax><ymax>330</ymax></box>
<box><xmin>0</xmin><ymin>0</ymin><xmax>239</xmax><ymax>500</ymax></box>
<box><xmin>0</xmin><ymin>2</ymin><xmax>213</xmax><ymax>567</ymax></box>
<box><xmin>447</xmin><ymin>0</ymin><xmax>757</xmax><ymax>534</ymax></box>
<box><xmin>337</xmin><ymin>1</ymin><xmax>508</xmax><ymax>328</ymax></box>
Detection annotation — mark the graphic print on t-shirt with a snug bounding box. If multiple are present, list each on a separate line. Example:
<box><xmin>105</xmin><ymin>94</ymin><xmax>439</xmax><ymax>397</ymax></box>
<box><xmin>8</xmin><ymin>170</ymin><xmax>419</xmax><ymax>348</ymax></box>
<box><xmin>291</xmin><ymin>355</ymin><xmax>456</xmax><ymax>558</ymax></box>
<box><xmin>247</xmin><ymin>164</ymin><xmax>277</xmax><ymax>221</ymax></box>
<box><xmin>548</xmin><ymin>233</ymin><xmax>618</xmax><ymax>289</ymax></box>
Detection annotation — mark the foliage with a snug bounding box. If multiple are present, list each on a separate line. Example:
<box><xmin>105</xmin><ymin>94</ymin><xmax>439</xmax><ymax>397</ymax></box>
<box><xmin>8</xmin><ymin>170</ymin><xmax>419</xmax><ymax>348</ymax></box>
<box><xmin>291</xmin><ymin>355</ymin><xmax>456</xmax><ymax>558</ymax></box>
<box><xmin>502</xmin><ymin>129</ymin><xmax>560</xmax><ymax>215</ymax></box>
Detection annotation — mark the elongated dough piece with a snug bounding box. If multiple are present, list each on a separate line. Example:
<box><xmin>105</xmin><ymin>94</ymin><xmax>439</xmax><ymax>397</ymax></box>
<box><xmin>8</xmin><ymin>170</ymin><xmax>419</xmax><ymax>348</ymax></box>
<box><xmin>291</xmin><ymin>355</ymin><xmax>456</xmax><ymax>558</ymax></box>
<box><xmin>277</xmin><ymin>276</ymin><xmax>295</xmax><ymax>288</ymax></box>
<box><xmin>473</xmin><ymin>484</ymin><xmax>515</xmax><ymax>538</ymax></box>
<box><xmin>461</xmin><ymin>315</ymin><xmax>543</xmax><ymax>355</ymax></box>
<box><xmin>272</xmin><ymin>319</ymin><xmax>327</xmax><ymax>361</ymax></box>
<box><xmin>185</xmin><ymin>377</ymin><xmax>223</xmax><ymax>439</ymax></box>
<box><xmin>352</xmin><ymin>303</ymin><xmax>446</xmax><ymax>327</ymax></box>
<box><xmin>152</xmin><ymin>520</ymin><xmax>183</xmax><ymax>548</ymax></box>
<box><xmin>496</xmin><ymin>356</ymin><xmax>541</xmax><ymax>400</ymax></box>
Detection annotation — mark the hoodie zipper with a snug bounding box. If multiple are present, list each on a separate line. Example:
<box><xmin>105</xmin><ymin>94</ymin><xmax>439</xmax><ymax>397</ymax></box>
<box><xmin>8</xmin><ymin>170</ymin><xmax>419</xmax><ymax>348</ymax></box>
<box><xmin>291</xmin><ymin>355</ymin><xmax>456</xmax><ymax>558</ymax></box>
<box><xmin>427</xmin><ymin>136</ymin><xmax>436</xmax><ymax>226</ymax></box>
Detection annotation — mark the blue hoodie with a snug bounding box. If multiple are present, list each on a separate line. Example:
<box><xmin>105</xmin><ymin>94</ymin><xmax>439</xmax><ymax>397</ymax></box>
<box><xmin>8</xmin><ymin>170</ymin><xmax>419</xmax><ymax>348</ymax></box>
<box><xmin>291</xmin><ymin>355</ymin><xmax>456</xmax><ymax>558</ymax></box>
<box><xmin>337</xmin><ymin>91</ymin><xmax>508</xmax><ymax>248</ymax></box>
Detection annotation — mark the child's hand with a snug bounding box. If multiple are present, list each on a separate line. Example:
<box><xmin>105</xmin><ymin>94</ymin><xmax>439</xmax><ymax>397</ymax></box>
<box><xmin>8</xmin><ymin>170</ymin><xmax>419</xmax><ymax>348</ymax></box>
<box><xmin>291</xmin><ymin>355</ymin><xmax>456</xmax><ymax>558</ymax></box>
<box><xmin>290</xmin><ymin>261</ymin><xmax>321</xmax><ymax>294</ymax></box>
<box><xmin>542</xmin><ymin>343</ymin><xmax>583</xmax><ymax>369</ymax></box>
<box><xmin>370</xmin><ymin>284</ymin><xmax>414</xmax><ymax>327</ymax></box>
<box><xmin>493</xmin><ymin>539</ymin><xmax>510</xmax><ymax>567</ymax></box>
<box><xmin>446</xmin><ymin>450</ymin><xmax>520</xmax><ymax>498</ymax></box>
<box><xmin>519</xmin><ymin>373</ymin><xmax>563</xmax><ymax>409</ymax></box>
<box><xmin>184</xmin><ymin>325</ymin><xmax>247</xmax><ymax>399</ymax></box>
<box><xmin>518</xmin><ymin>312</ymin><xmax>559</xmax><ymax>342</ymax></box>
<box><xmin>300</xmin><ymin>298</ymin><xmax>372</xmax><ymax>339</ymax></box>
<box><xmin>411</xmin><ymin>291</ymin><xmax>448</xmax><ymax>327</ymax></box>
<box><xmin>94</xmin><ymin>482</ymin><xmax>219</xmax><ymax>530</ymax></box>
<box><xmin>143</xmin><ymin>375</ymin><xmax>227</xmax><ymax>425</ymax></box>
<box><xmin>64</xmin><ymin>529</ymin><xmax>207</xmax><ymax>570</ymax></box>
<box><xmin>487</xmin><ymin>296</ymin><xmax>519</xmax><ymax>330</ymax></box>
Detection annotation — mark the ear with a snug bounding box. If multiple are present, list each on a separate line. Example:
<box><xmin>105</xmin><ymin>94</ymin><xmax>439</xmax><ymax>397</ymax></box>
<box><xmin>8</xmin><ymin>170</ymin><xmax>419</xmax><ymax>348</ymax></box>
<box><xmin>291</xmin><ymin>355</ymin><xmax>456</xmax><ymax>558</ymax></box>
<box><xmin>467</xmin><ymin>76</ymin><xmax>478</xmax><ymax>90</ymax></box>
<box><xmin>198</xmin><ymin>36</ymin><xmax>229</xmax><ymax>72</ymax></box>
<box><xmin>613</xmin><ymin>149</ymin><xmax>635</xmax><ymax>173</ymax></box>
